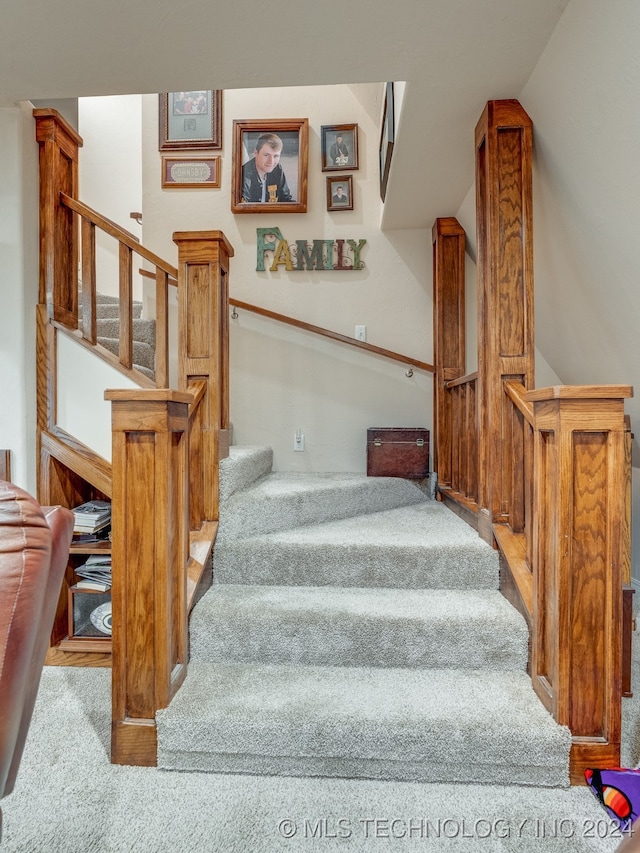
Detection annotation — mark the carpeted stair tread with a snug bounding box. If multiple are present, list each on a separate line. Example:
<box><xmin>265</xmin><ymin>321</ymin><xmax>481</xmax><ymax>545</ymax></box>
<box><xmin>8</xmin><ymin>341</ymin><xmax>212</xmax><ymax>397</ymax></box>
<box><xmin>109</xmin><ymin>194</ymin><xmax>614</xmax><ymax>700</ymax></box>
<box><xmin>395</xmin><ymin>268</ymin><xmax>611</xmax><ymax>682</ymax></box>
<box><xmin>217</xmin><ymin>473</ymin><xmax>428</xmax><ymax>539</ymax></box>
<box><xmin>219</xmin><ymin>446</ymin><xmax>274</xmax><ymax>502</ymax></box>
<box><xmin>96</xmin><ymin>317</ymin><xmax>156</xmax><ymax>347</ymax></box>
<box><xmin>97</xmin><ymin>335</ymin><xmax>155</xmax><ymax>371</ymax></box>
<box><xmin>189</xmin><ymin>585</ymin><xmax>528</xmax><ymax>670</ymax></box>
<box><xmin>156</xmin><ymin>662</ymin><xmax>571</xmax><ymax>786</ymax></box>
<box><xmin>213</xmin><ymin>501</ymin><xmax>499</xmax><ymax>588</ymax></box>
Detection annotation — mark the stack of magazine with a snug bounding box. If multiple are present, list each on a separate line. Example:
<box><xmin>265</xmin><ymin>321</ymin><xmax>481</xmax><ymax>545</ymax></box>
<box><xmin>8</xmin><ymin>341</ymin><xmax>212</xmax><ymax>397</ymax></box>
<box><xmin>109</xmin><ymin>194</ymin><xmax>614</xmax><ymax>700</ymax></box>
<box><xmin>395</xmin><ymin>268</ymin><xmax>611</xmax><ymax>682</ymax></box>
<box><xmin>75</xmin><ymin>554</ymin><xmax>112</xmax><ymax>592</ymax></box>
<box><xmin>72</xmin><ymin>499</ymin><xmax>111</xmax><ymax>541</ymax></box>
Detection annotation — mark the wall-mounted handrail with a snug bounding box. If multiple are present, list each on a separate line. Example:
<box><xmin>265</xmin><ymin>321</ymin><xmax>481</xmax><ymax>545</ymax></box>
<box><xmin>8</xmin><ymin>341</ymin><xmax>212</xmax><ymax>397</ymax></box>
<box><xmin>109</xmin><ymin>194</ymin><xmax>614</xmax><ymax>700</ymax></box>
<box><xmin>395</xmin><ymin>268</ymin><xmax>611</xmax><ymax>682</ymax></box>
<box><xmin>230</xmin><ymin>298</ymin><xmax>434</xmax><ymax>373</ymax></box>
<box><xmin>138</xmin><ymin>267</ymin><xmax>434</xmax><ymax>375</ymax></box>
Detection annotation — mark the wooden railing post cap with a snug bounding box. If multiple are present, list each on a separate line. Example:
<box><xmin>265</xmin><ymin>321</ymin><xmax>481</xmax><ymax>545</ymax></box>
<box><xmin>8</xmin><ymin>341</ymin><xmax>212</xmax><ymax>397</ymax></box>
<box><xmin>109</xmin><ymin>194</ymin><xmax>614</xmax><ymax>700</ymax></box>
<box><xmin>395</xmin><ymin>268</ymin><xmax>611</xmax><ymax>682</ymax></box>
<box><xmin>33</xmin><ymin>108</ymin><xmax>83</xmax><ymax>148</ymax></box>
<box><xmin>172</xmin><ymin>230</ymin><xmax>234</xmax><ymax>258</ymax></box>
<box><xmin>525</xmin><ymin>385</ymin><xmax>633</xmax><ymax>403</ymax></box>
<box><xmin>105</xmin><ymin>389</ymin><xmax>193</xmax><ymax>405</ymax></box>
<box><xmin>432</xmin><ymin>217</ymin><xmax>465</xmax><ymax>241</ymax></box>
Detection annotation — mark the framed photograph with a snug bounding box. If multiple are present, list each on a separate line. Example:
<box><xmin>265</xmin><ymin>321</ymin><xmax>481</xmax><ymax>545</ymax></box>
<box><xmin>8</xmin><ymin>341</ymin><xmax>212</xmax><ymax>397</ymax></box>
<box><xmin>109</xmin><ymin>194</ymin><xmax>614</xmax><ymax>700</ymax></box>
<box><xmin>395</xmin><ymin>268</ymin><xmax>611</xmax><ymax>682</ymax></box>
<box><xmin>161</xmin><ymin>156</ymin><xmax>220</xmax><ymax>188</ymax></box>
<box><xmin>379</xmin><ymin>83</ymin><xmax>395</xmax><ymax>201</ymax></box>
<box><xmin>326</xmin><ymin>175</ymin><xmax>353</xmax><ymax>211</ymax></box>
<box><xmin>321</xmin><ymin>124</ymin><xmax>359</xmax><ymax>172</ymax></box>
<box><xmin>159</xmin><ymin>90</ymin><xmax>222</xmax><ymax>151</ymax></box>
<box><xmin>231</xmin><ymin>118</ymin><xmax>308</xmax><ymax>214</ymax></box>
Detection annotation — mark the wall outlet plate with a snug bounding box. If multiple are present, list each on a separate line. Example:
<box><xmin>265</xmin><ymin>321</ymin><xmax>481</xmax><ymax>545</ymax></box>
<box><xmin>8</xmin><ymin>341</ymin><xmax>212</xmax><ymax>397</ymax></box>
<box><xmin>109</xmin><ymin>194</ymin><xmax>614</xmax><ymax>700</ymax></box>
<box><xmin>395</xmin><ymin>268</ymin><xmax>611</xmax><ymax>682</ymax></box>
<box><xmin>355</xmin><ymin>325</ymin><xmax>367</xmax><ymax>342</ymax></box>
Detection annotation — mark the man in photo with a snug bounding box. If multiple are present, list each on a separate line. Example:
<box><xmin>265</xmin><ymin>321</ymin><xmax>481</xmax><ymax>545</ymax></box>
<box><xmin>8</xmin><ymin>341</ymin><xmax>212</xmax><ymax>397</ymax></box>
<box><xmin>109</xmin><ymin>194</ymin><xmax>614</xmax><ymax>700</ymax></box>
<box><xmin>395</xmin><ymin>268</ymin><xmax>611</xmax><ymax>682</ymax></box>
<box><xmin>241</xmin><ymin>133</ymin><xmax>293</xmax><ymax>203</ymax></box>
<box><xmin>329</xmin><ymin>133</ymin><xmax>349</xmax><ymax>166</ymax></box>
<box><xmin>332</xmin><ymin>184</ymin><xmax>348</xmax><ymax>205</ymax></box>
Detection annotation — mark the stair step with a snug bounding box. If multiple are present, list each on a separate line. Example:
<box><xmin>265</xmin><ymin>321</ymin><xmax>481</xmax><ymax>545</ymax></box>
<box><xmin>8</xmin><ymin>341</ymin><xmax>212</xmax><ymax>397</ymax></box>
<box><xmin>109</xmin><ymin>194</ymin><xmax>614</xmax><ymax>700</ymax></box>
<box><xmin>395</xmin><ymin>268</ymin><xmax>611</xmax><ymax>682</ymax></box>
<box><xmin>213</xmin><ymin>501</ymin><xmax>499</xmax><ymax>589</ymax></box>
<box><xmin>97</xmin><ymin>336</ymin><xmax>155</xmax><ymax>371</ymax></box>
<box><xmin>96</xmin><ymin>317</ymin><xmax>156</xmax><ymax>347</ymax></box>
<box><xmin>217</xmin><ymin>473</ymin><xmax>428</xmax><ymax>540</ymax></box>
<box><xmin>189</xmin><ymin>585</ymin><xmax>528</xmax><ymax>670</ymax></box>
<box><xmin>220</xmin><ymin>446</ymin><xmax>274</xmax><ymax>502</ymax></box>
<box><xmin>156</xmin><ymin>662</ymin><xmax>571</xmax><ymax>787</ymax></box>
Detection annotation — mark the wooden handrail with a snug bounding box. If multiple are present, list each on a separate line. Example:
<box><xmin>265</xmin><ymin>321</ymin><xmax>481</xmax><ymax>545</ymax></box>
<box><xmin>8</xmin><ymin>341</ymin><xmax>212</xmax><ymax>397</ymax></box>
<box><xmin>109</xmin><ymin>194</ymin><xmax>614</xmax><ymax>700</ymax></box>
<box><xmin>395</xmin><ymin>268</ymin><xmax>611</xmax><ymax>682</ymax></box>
<box><xmin>230</xmin><ymin>298</ymin><xmax>434</xmax><ymax>373</ymax></box>
<box><xmin>504</xmin><ymin>379</ymin><xmax>534</xmax><ymax>426</ymax></box>
<box><xmin>139</xmin><ymin>268</ymin><xmax>434</xmax><ymax>374</ymax></box>
<box><xmin>445</xmin><ymin>371</ymin><xmax>478</xmax><ymax>390</ymax></box>
<box><xmin>62</xmin><ymin>194</ymin><xmax>178</xmax><ymax>279</ymax></box>
<box><xmin>187</xmin><ymin>379</ymin><xmax>207</xmax><ymax>419</ymax></box>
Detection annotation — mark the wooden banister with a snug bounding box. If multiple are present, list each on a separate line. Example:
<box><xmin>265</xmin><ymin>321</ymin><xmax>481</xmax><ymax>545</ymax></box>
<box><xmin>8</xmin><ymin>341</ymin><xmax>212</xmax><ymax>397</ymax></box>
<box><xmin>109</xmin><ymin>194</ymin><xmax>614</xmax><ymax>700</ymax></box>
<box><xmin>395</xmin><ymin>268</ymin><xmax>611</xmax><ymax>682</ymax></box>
<box><xmin>433</xmin><ymin>100</ymin><xmax>633</xmax><ymax>784</ymax></box>
<box><xmin>230</xmin><ymin>298</ymin><xmax>434</xmax><ymax>373</ymax></box>
<box><xmin>503</xmin><ymin>379</ymin><xmax>534</xmax><ymax>426</ymax></box>
<box><xmin>139</xmin><ymin>268</ymin><xmax>431</xmax><ymax>376</ymax></box>
<box><xmin>62</xmin><ymin>195</ymin><xmax>176</xmax><ymax>277</ymax></box>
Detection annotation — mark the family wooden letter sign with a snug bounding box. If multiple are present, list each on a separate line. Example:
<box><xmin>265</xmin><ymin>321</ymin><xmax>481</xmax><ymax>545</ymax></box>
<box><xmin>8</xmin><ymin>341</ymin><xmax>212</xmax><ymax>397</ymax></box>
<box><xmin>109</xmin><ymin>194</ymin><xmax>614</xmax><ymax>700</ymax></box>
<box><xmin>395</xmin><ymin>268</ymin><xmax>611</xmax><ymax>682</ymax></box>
<box><xmin>256</xmin><ymin>227</ymin><xmax>367</xmax><ymax>272</ymax></box>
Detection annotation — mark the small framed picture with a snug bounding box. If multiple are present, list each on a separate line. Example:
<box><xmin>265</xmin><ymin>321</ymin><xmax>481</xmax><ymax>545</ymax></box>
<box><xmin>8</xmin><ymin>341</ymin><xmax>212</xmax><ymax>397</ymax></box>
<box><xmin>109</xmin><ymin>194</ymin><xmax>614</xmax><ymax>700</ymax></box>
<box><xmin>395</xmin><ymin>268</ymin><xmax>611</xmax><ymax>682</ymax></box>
<box><xmin>231</xmin><ymin>118</ymin><xmax>308</xmax><ymax>214</ymax></box>
<box><xmin>326</xmin><ymin>175</ymin><xmax>353</xmax><ymax>211</ymax></box>
<box><xmin>321</xmin><ymin>124</ymin><xmax>359</xmax><ymax>172</ymax></box>
<box><xmin>379</xmin><ymin>83</ymin><xmax>395</xmax><ymax>201</ymax></box>
<box><xmin>161</xmin><ymin>156</ymin><xmax>220</xmax><ymax>188</ymax></box>
<box><xmin>159</xmin><ymin>90</ymin><xmax>222</xmax><ymax>150</ymax></box>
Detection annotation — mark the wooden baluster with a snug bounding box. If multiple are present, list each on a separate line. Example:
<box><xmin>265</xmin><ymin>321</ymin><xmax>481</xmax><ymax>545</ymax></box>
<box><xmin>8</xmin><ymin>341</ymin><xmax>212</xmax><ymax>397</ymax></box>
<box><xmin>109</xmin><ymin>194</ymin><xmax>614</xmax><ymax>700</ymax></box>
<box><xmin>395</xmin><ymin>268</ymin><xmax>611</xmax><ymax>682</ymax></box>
<box><xmin>173</xmin><ymin>231</ymin><xmax>234</xmax><ymax>527</ymax></box>
<box><xmin>475</xmin><ymin>100</ymin><xmax>534</xmax><ymax>543</ymax></box>
<box><xmin>106</xmin><ymin>388</ymin><xmax>192</xmax><ymax>766</ymax></box>
<box><xmin>432</xmin><ymin>217</ymin><xmax>466</xmax><ymax>494</ymax></box>
<box><xmin>33</xmin><ymin>109</ymin><xmax>82</xmax><ymax>326</ymax></box>
<box><xmin>80</xmin><ymin>218</ymin><xmax>97</xmax><ymax>344</ymax></box>
<box><xmin>528</xmin><ymin>385</ymin><xmax>632</xmax><ymax>782</ymax></box>
<box><xmin>119</xmin><ymin>243</ymin><xmax>133</xmax><ymax>369</ymax></box>
<box><xmin>155</xmin><ymin>269</ymin><xmax>169</xmax><ymax>388</ymax></box>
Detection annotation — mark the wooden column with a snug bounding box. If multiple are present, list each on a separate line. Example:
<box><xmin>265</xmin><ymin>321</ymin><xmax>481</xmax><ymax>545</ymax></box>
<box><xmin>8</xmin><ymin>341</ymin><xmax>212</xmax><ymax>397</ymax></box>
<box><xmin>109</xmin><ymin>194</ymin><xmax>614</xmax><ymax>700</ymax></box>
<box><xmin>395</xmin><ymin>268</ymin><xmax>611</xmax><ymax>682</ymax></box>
<box><xmin>528</xmin><ymin>385</ymin><xmax>632</xmax><ymax>782</ymax></box>
<box><xmin>432</xmin><ymin>217</ymin><xmax>466</xmax><ymax>491</ymax></box>
<box><xmin>106</xmin><ymin>389</ymin><xmax>191</xmax><ymax>766</ymax></box>
<box><xmin>173</xmin><ymin>231</ymin><xmax>233</xmax><ymax>526</ymax></box>
<box><xmin>475</xmin><ymin>100</ymin><xmax>534</xmax><ymax>543</ymax></box>
<box><xmin>33</xmin><ymin>109</ymin><xmax>83</xmax><ymax>325</ymax></box>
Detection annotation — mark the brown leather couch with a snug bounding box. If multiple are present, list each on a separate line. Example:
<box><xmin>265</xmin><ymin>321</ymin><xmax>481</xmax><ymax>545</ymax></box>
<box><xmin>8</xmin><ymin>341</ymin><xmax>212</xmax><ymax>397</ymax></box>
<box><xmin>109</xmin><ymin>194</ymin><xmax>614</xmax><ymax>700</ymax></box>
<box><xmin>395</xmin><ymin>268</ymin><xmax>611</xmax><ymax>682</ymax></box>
<box><xmin>0</xmin><ymin>480</ymin><xmax>74</xmax><ymax>840</ymax></box>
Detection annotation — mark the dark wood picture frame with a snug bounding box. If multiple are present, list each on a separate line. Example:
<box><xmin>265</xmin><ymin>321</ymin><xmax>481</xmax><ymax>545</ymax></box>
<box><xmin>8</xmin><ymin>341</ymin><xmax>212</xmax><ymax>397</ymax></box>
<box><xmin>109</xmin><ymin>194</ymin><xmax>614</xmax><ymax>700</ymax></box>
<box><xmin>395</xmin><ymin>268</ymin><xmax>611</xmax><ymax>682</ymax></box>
<box><xmin>159</xmin><ymin>90</ymin><xmax>222</xmax><ymax>151</ymax></box>
<box><xmin>321</xmin><ymin>123</ymin><xmax>359</xmax><ymax>172</ymax></box>
<box><xmin>379</xmin><ymin>83</ymin><xmax>395</xmax><ymax>201</ymax></box>
<box><xmin>231</xmin><ymin>118</ymin><xmax>308</xmax><ymax>214</ymax></box>
<box><xmin>161</xmin><ymin>155</ymin><xmax>220</xmax><ymax>189</ymax></box>
<box><xmin>326</xmin><ymin>175</ymin><xmax>353</xmax><ymax>211</ymax></box>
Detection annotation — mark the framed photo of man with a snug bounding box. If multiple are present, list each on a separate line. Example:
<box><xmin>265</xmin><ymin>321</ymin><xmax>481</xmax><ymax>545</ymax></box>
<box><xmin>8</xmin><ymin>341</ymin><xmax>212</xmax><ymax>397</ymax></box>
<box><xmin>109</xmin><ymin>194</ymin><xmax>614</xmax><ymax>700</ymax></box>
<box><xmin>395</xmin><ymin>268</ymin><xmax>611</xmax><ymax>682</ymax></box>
<box><xmin>231</xmin><ymin>118</ymin><xmax>309</xmax><ymax>214</ymax></box>
<box><xmin>159</xmin><ymin>90</ymin><xmax>222</xmax><ymax>150</ymax></box>
<box><xmin>326</xmin><ymin>175</ymin><xmax>354</xmax><ymax>211</ymax></box>
<box><xmin>321</xmin><ymin>124</ymin><xmax>359</xmax><ymax>172</ymax></box>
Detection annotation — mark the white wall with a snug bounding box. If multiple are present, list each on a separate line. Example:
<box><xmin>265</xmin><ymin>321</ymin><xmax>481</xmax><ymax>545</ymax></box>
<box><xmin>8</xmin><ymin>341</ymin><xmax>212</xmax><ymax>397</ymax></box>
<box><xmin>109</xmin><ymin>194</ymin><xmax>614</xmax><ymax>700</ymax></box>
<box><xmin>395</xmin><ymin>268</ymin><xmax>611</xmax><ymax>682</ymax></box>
<box><xmin>0</xmin><ymin>103</ymin><xmax>39</xmax><ymax>492</ymax></box>
<box><xmin>141</xmin><ymin>84</ymin><xmax>433</xmax><ymax>472</ymax></box>
<box><xmin>79</xmin><ymin>95</ymin><xmax>143</xmax><ymax>298</ymax></box>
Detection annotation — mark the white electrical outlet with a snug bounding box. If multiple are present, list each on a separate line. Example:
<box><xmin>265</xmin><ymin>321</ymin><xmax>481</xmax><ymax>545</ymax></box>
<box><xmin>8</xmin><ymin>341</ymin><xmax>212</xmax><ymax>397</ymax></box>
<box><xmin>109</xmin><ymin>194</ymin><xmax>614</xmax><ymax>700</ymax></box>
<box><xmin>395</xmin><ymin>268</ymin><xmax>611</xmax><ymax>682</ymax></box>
<box><xmin>355</xmin><ymin>325</ymin><xmax>367</xmax><ymax>342</ymax></box>
<box><xmin>294</xmin><ymin>430</ymin><xmax>305</xmax><ymax>451</ymax></box>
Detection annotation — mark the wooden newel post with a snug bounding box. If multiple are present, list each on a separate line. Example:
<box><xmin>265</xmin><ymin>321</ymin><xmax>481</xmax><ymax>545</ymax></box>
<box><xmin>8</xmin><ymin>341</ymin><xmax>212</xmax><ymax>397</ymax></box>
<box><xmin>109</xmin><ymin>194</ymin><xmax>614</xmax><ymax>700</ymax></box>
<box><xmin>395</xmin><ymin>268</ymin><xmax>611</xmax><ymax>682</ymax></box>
<box><xmin>106</xmin><ymin>389</ymin><xmax>192</xmax><ymax>766</ymax></box>
<box><xmin>33</xmin><ymin>109</ymin><xmax>83</xmax><ymax>325</ymax></box>
<box><xmin>475</xmin><ymin>100</ymin><xmax>534</xmax><ymax>543</ymax></box>
<box><xmin>432</xmin><ymin>217</ymin><xmax>466</xmax><ymax>492</ymax></box>
<box><xmin>173</xmin><ymin>231</ymin><xmax>234</xmax><ymax>526</ymax></box>
<box><xmin>528</xmin><ymin>385</ymin><xmax>633</xmax><ymax>783</ymax></box>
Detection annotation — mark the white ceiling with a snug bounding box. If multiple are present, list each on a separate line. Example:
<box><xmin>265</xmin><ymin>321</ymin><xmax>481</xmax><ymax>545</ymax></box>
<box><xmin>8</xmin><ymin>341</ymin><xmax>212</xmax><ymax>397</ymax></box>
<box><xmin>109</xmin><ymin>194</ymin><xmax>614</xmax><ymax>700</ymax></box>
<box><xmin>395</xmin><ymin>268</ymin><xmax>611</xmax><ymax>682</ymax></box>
<box><xmin>1</xmin><ymin>0</ymin><xmax>569</xmax><ymax>230</ymax></box>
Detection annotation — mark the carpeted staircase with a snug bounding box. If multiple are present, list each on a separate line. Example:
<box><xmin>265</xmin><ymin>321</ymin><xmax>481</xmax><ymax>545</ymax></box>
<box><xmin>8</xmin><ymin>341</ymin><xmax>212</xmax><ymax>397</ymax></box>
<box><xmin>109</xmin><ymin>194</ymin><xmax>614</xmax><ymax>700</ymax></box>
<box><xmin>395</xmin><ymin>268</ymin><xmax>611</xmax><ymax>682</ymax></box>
<box><xmin>92</xmin><ymin>292</ymin><xmax>156</xmax><ymax>380</ymax></box>
<box><xmin>156</xmin><ymin>446</ymin><xmax>572</xmax><ymax>787</ymax></box>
